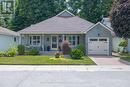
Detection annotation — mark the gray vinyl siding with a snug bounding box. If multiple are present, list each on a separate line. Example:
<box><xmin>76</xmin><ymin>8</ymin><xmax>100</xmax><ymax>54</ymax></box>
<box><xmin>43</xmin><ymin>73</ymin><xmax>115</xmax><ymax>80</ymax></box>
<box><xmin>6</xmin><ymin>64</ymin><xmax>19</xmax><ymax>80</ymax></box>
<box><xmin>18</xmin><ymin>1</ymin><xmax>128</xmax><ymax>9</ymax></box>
<box><xmin>128</xmin><ymin>39</ymin><xmax>130</xmax><ymax>52</ymax></box>
<box><xmin>58</xmin><ymin>11</ymin><xmax>73</xmax><ymax>17</ymax></box>
<box><xmin>86</xmin><ymin>24</ymin><xmax>112</xmax><ymax>55</ymax></box>
<box><xmin>0</xmin><ymin>35</ymin><xmax>19</xmax><ymax>52</ymax></box>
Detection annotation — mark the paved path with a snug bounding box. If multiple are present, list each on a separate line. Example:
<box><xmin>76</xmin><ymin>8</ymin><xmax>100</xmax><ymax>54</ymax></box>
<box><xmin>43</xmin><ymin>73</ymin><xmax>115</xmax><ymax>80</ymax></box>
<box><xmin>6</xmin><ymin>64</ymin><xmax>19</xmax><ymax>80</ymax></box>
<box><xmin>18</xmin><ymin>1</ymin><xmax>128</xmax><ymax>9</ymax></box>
<box><xmin>90</xmin><ymin>56</ymin><xmax>130</xmax><ymax>65</ymax></box>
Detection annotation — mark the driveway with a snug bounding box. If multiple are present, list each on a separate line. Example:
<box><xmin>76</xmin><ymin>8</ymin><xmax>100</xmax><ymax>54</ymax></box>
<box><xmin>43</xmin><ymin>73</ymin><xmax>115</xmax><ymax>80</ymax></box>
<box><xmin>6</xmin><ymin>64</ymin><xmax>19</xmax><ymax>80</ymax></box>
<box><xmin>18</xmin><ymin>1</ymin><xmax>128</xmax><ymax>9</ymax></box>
<box><xmin>90</xmin><ymin>56</ymin><xmax>130</xmax><ymax>65</ymax></box>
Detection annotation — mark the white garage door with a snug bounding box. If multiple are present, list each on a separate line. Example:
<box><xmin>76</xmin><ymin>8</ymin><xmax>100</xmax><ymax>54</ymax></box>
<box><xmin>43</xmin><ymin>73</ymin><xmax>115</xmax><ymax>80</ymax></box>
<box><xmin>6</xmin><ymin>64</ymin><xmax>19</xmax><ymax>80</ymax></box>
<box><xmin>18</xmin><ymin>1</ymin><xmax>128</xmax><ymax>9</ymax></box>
<box><xmin>88</xmin><ymin>37</ymin><xmax>109</xmax><ymax>55</ymax></box>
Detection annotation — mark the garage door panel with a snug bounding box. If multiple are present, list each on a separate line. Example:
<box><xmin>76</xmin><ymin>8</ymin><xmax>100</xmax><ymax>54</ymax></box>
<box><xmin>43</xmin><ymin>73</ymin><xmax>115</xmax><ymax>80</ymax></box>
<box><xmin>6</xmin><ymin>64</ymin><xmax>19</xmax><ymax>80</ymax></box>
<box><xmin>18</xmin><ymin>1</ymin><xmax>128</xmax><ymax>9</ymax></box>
<box><xmin>88</xmin><ymin>37</ymin><xmax>109</xmax><ymax>55</ymax></box>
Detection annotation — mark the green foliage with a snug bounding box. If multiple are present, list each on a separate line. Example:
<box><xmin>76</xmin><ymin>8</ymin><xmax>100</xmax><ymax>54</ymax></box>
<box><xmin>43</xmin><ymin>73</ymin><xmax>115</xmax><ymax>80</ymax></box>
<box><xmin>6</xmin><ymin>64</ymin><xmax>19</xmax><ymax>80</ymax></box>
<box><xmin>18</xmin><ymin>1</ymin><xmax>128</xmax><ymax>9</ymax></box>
<box><xmin>110</xmin><ymin>0</ymin><xmax>130</xmax><ymax>38</ymax></box>
<box><xmin>76</xmin><ymin>44</ymin><xmax>86</xmax><ymax>55</ymax></box>
<box><xmin>0</xmin><ymin>52</ymin><xmax>5</xmax><ymax>57</ymax></box>
<box><xmin>80</xmin><ymin>0</ymin><xmax>113</xmax><ymax>23</ymax></box>
<box><xmin>66</xmin><ymin>0</ymin><xmax>82</xmax><ymax>14</ymax></box>
<box><xmin>70</xmin><ymin>49</ymin><xmax>84</xmax><ymax>59</ymax></box>
<box><xmin>26</xmin><ymin>48</ymin><xmax>39</xmax><ymax>55</ymax></box>
<box><xmin>18</xmin><ymin>45</ymin><xmax>25</xmax><ymax>55</ymax></box>
<box><xmin>62</xmin><ymin>41</ymin><xmax>72</xmax><ymax>55</ymax></box>
<box><xmin>9</xmin><ymin>0</ymin><xmax>66</xmax><ymax>31</ymax></box>
<box><xmin>7</xmin><ymin>47</ymin><xmax>18</xmax><ymax>57</ymax></box>
<box><xmin>119</xmin><ymin>39</ymin><xmax>128</xmax><ymax>47</ymax></box>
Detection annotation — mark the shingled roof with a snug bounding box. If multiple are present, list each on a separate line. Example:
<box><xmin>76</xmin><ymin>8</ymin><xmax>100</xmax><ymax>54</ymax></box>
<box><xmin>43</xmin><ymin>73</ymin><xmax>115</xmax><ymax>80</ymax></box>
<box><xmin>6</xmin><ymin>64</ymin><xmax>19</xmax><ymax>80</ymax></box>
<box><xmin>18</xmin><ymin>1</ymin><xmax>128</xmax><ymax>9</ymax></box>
<box><xmin>0</xmin><ymin>27</ymin><xmax>19</xmax><ymax>36</ymax></box>
<box><xmin>19</xmin><ymin>10</ymin><xmax>94</xmax><ymax>34</ymax></box>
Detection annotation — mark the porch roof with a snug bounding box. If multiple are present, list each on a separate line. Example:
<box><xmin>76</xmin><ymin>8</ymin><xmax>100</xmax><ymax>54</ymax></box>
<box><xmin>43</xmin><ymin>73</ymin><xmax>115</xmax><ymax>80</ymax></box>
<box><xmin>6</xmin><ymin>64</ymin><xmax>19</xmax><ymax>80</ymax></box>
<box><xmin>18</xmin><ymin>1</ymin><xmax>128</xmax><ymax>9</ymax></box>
<box><xmin>18</xmin><ymin>11</ymin><xmax>94</xmax><ymax>34</ymax></box>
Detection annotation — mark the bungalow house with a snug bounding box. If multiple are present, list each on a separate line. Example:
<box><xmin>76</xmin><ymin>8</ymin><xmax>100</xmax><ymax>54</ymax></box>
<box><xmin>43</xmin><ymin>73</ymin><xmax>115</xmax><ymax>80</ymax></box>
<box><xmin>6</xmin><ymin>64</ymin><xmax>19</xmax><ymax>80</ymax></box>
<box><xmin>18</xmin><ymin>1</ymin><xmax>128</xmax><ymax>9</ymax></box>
<box><xmin>101</xmin><ymin>18</ymin><xmax>130</xmax><ymax>52</ymax></box>
<box><xmin>19</xmin><ymin>10</ymin><xmax>115</xmax><ymax>56</ymax></box>
<box><xmin>0</xmin><ymin>27</ymin><xmax>19</xmax><ymax>51</ymax></box>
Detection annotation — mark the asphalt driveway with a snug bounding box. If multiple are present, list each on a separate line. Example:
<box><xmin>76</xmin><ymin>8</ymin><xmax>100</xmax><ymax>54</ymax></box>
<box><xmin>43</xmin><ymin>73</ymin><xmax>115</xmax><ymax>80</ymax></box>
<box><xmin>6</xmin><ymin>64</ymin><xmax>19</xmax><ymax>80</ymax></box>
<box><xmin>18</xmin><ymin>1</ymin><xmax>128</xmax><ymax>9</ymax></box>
<box><xmin>90</xmin><ymin>56</ymin><xmax>130</xmax><ymax>65</ymax></box>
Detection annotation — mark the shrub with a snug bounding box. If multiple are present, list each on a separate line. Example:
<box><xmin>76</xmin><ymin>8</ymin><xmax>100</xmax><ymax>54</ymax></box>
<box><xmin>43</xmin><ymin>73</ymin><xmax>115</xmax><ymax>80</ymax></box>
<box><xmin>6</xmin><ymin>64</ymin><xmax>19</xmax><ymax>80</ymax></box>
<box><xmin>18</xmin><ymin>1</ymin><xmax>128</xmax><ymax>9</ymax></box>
<box><xmin>62</xmin><ymin>41</ymin><xmax>71</xmax><ymax>55</ymax></box>
<box><xmin>119</xmin><ymin>39</ymin><xmax>128</xmax><ymax>47</ymax></box>
<box><xmin>26</xmin><ymin>48</ymin><xmax>39</xmax><ymax>55</ymax></box>
<box><xmin>18</xmin><ymin>45</ymin><xmax>25</xmax><ymax>55</ymax></box>
<box><xmin>119</xmin><ymin>39</ymin><xmax>128</xmax><ymax>53</ymax></box>
<box><xmin>0</xmin><ymin>52</ymin><xmax>5</xmax><ymax>57</ymax></box>
<box><xmin>76</xmin><ymin>44</ymin><xmax>86</xmax><ymax>55</ymax></box>
<box><xmin>70</xmin><ymin>49</ymin><xmax>84</xmax><ymax>59</ymax></box>
<box><xmin>7</xmin><ymin>47</ymin><xmax>18</xmax><ymax>57</ymax></box>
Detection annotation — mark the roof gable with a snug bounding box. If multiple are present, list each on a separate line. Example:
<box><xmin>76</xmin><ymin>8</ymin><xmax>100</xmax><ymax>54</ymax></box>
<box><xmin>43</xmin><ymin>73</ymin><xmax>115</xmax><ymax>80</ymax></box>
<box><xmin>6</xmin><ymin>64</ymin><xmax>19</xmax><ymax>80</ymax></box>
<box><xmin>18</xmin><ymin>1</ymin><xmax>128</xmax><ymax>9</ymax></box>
<box><xmin>86</xmin><ymin>22</ymin><xmax>115</xmax><ymax>36</ymax></box>
<box><xmin>56</xmin><ymin>10</ymin><xmax>75</xmax><ymax>17</ymax></box>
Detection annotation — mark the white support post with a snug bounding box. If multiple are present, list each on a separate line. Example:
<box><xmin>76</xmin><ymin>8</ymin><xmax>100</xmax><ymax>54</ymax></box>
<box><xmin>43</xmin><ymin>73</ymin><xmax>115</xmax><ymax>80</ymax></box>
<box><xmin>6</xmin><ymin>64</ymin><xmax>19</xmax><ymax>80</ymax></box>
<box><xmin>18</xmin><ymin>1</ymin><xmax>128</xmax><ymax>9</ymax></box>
<box><xmin>42</xmin><ymin>35</ymin><xmax>45</xmax><ymax>51</ymax></box>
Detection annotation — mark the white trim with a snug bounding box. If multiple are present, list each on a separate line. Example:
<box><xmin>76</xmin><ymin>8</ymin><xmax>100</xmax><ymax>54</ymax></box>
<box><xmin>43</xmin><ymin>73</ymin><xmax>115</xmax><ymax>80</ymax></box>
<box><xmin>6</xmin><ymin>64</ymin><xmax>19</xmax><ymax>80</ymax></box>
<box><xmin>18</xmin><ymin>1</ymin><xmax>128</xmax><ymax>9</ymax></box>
<box><xmin>42</xmin><ymin>35</ymin><xmax>45</xmax><ymax>51</ymax></box>
<box><xmin>56</xmin><ymin>10</ymin><xmax>75</xmax><ymax>17</ymax></box>
<box><xmin>86</xmin><ymin>22</ymin><xmax>114</xmax><ymax>33</ymax></box>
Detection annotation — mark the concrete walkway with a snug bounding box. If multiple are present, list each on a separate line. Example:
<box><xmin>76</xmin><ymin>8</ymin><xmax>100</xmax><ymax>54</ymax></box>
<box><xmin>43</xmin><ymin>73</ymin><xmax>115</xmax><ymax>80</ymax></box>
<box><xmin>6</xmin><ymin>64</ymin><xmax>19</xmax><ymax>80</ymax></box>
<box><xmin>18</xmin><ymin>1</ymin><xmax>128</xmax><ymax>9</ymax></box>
<box><xmin>90</xmin><ymin>56</ymin><xmax>130</xmax><ymax>65</ymax></box>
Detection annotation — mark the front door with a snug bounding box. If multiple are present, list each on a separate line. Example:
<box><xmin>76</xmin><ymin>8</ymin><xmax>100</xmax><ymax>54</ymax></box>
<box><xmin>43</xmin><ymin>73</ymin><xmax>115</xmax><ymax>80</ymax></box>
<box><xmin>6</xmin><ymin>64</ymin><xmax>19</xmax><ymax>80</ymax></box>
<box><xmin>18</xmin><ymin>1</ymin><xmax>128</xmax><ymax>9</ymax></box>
<box><xmin>51</xmin><ymin>36</ymin><xmax>58</xmax><ymax>50</ymax></box>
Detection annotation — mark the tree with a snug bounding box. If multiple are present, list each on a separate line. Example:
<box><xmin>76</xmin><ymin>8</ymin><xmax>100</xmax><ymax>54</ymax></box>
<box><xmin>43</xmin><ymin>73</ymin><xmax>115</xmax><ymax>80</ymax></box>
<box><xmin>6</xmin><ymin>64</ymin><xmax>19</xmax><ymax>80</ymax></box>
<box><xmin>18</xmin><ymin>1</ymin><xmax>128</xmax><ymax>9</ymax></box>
<box><xmin>110</xmin><ymin>0</ymin><xmax>130</xmax><ymax>38</ymax></box>
<box><xmin>68</xmin><ymin>0</ymin><xmax>113</xmax><ymax>23</ymax></box>
<box><xmin>9</xmin><ymin>0</ymin><xmax>66</xmax><ymax>31</ymax></box>
<box><xmin>66</xmin><ymin>0</ymin><xmax>82</xmax><ymax>15</ymax></box>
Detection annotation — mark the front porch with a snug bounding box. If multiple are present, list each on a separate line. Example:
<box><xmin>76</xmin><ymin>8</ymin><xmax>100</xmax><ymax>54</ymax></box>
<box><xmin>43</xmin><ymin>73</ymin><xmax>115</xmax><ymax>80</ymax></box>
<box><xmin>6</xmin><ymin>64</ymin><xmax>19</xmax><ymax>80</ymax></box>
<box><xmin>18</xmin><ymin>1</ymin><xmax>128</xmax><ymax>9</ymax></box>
<box><xmin>21</xmin><ymin>34</ymin><xmax>85</xmax><ymax>52</ymax></box>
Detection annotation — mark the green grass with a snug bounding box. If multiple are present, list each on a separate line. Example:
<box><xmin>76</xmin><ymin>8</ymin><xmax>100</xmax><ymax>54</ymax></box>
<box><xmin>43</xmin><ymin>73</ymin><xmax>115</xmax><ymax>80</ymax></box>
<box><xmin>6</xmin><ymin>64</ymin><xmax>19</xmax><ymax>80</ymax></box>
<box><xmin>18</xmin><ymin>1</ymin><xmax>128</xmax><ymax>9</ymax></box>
<box><xmin>120</xmin><ymin>53</ymin><xmax>130</xmax><ymax>62</ymax></box>
<box><xmin>0</xmin><ymin>56</ymin><xmax>96</xmax><ymax>65</ymax></box>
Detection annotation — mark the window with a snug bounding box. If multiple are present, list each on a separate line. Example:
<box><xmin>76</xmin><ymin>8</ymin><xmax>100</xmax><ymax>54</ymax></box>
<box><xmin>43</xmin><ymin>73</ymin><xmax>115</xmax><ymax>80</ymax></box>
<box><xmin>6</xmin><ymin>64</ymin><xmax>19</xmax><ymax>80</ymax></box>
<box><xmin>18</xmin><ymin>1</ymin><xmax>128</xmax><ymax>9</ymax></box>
<box><xmin>99</xmin><ymin>39</ymin><xmax>107</xmax><ymax>41</ymax></box>
<box><xmin>90</xmin><ymin>39</ymin><xmax>98</xmax><ymax>41</ymax></box>
<box><xmin>30</xmin><ymin>36</ymin><xmax>41</xmax><ymax>46</ymax></box>
<box><xmin>14</xmin><ymin>37</ymin><xmax>16</xmax><ymax>42</ymax></box>
<box><xmin>46</xmin><ymin>37</ymin><xmax>49</xmax><ymax>42</ymax></box>
<box><xmin>67</xmin><ymin>35</ymin><xmax>79</xmax><ymax>47</ymax></box>
<box><xmin>77</xmin><ymin>36</ymin><xmax>80</xmax><ymax>45</ymax></box>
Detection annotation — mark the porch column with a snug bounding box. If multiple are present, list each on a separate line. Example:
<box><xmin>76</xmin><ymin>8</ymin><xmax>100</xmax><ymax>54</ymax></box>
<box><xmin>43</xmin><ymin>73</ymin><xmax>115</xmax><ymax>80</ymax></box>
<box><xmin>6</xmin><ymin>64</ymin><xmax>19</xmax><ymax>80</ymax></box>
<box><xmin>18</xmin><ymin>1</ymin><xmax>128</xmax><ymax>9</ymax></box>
<box><xmin>42</xmin><ymin>35</ymin><xmax>45</xmax><ymax>51</ymax></box>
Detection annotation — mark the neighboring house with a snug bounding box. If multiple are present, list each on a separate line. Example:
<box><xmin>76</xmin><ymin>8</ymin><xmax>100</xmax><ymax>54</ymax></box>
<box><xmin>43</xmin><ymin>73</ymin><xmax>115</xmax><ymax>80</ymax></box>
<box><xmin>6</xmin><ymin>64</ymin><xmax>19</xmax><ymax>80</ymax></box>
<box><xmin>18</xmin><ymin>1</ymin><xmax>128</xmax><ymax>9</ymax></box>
<box><xmin>101</xmin><ymin>18</ymin><xmax>130</xmax><ymax>52</ymax></box>
<box><xmin>0</xmin><ymin>27</ymin><xmax>19</xmax><ymax>51</ymax></box>
<box><xmin>19</xmin><ymin>10</ymin><xmax>114</xmax><ymax>56</ymax></box>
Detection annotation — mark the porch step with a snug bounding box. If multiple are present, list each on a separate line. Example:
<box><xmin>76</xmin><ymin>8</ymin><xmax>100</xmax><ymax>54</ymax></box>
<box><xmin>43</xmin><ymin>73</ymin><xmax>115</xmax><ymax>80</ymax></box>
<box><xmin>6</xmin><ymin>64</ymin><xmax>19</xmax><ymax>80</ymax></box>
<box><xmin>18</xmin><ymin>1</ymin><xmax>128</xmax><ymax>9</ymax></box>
<box><xmin>40</xmin><ymin>51</ymin><xmax>58</xmax><ymax>55</ymax></box>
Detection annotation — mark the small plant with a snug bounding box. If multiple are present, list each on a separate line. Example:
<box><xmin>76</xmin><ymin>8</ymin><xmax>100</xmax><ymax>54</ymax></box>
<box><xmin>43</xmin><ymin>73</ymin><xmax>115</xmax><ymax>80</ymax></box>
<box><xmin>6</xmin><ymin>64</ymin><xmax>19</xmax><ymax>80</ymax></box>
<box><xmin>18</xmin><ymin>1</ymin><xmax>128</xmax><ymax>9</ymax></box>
<box><xmin>70</xmin><ymin>49</ymin><xmax>84</xmax><ymax>59</ymax></box>
<box><xmin>18</xmin><ymin>45</ymin><xmax>25</xmax><ymax>55</ymax></box>
<box><xmin>27</xmin><ymin>48</ymin><xmax>39</xmax><ymax>55</ymax></box>
<box><xmin>7</xmin><ymin>47</ymin><xmax>18</xmax><ymax>57</ymax></box>
<box><xmin>0</xmin><ymin>51</ymin><xmax>5</xmax><ymax>57</ymax></box>
<box><xmin>119</xmin><ymin>39</ymin><xmax>128</xmax><ymax>53</ymax></box>
<box><xmin>55</xmin><ymin>52</ymin><xmax>60</xmax><ymax>58</ymax></box>
<box><xmin>62</xmin><ymin>41</ymin><xmax>71</xmax><ymax>55</ymax></box>
<box><xmin>76</xmin><ymin>44</ymin><xmax>86</xmax><ymax>55</ymax></box>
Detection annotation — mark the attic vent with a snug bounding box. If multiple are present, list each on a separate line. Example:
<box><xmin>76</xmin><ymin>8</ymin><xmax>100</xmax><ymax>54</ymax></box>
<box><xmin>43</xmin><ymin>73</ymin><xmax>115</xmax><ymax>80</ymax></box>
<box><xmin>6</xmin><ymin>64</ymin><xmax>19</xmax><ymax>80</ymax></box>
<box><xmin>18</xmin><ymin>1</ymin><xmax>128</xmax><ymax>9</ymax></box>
<box><xmin>56</xmin><ymin>10</ymin><xmax>75</xmax><ymax>17</ymax></box>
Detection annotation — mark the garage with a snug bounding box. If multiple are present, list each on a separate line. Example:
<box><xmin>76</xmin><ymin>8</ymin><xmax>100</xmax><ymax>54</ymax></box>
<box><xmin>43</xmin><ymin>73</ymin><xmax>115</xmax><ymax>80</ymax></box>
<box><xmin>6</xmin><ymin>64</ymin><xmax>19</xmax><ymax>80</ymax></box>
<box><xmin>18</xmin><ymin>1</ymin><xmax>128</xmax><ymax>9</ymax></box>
<box><xmin>88</xmin><ymin>37</ymin><xmax>109</xmax><ymax>55</ymax></box>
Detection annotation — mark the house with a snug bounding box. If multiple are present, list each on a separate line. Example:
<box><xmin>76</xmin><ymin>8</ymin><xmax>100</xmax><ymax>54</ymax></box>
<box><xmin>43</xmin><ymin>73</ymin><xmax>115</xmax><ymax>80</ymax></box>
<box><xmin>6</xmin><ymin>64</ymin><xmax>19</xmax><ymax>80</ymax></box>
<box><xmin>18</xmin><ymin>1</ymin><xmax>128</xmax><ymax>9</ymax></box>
<box><xmin>18</xmin><ymin>10</ymin><xmax>114</xmax><ymax>56</ymax></box>
<box><xmin>0</xmin><ymin>27</ymin><xmax>19</xmax><ymax>52</ymax></box>
<box><xmin>101</xmin><ymin>18</ymin><xmax>130</xmax><ymax>52</ymax></box>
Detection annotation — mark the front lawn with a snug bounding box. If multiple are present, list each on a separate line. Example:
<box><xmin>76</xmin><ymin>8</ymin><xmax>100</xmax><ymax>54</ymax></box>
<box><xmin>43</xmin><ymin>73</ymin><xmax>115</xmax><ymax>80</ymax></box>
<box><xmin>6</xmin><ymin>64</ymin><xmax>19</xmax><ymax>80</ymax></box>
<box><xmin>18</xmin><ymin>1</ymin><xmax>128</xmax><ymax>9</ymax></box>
<box><xmin>0</xmin><ymin>56</ymin><xmax>96</xmax><ymax>65</ymax></box>
<box><xmin>120</xmin><ymin>53</ymin><xmax>130</xmax><ymax>62</ymax></box>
